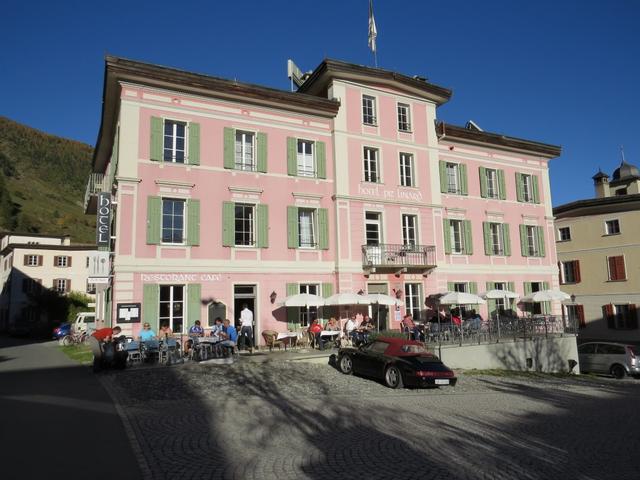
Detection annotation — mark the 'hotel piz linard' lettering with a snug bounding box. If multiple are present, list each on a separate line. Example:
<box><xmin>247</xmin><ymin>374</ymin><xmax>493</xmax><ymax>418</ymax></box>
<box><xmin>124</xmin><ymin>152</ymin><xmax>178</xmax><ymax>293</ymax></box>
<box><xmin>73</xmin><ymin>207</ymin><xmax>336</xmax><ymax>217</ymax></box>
<box><xmin>357</xmin><ymin>183</ymin><xmax>423</xmax><ymax>202</ymax></box>
<box><xmin>96</xmin><ymin>193</ymin><xmax>111</xmax><ymax>247</ymax></box>
<box><xmin>141</xmin><ymin>274</ymin><xmax>222</xmax><ymax>282</ymax></box>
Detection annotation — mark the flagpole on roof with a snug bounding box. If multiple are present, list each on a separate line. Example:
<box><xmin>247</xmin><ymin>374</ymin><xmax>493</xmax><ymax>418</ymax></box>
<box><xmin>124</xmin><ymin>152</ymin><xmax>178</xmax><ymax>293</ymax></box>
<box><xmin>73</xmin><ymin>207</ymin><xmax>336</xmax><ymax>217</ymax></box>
<box><xmin>368</xmin><ymin>0</ymin><xmax>378</xmax><ymax>67</ymax></box>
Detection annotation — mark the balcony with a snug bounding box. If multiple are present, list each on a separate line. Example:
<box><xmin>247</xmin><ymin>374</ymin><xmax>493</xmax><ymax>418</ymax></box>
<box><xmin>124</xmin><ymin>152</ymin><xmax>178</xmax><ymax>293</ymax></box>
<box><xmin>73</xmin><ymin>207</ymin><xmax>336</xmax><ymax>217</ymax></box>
<box><xmin>84</xmin><ymin>173</ymin><xmax>105</xmax><ymax>214</ymax></box>
<box><xmin>361</xmin><ymin>243</ymin><xmax>437</xmax><ymax>275</ymax></box>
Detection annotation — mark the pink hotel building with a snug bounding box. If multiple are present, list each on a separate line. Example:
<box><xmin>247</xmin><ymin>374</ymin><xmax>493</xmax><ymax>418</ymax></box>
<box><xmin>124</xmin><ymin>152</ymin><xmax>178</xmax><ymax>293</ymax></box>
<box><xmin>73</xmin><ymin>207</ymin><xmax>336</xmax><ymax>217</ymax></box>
<box><xmin>86</xmin><ymin>57</ymin><xmax>562</xmax><ymax>340</ymax></box>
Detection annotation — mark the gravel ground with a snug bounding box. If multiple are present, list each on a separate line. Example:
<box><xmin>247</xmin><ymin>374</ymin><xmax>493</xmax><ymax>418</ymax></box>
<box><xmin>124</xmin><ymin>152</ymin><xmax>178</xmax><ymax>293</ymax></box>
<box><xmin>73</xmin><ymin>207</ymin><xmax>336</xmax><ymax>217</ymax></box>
<box><xmin>101</xmin><ymin>357</ymin><xmax>640</xmax><ymax>480</ymax></box>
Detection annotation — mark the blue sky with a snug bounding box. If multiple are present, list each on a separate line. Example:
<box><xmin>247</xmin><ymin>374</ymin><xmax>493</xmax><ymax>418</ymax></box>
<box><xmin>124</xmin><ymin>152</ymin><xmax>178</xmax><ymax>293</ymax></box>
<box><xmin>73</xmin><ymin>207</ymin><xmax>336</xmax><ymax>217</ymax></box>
<box><xmin>2</xmin><ymin>0</ymin><xmax>639</xmax><ymax>206</ymax></box>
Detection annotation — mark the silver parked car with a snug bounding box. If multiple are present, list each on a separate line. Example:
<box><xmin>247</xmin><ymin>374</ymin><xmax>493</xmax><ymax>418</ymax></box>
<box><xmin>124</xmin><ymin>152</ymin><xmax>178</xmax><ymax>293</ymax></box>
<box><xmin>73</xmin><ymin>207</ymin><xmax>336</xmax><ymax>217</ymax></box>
<box><xmin>578</xmin><ymin>342</ymin><xmax>640</xmax><ymax>379</ymax></box>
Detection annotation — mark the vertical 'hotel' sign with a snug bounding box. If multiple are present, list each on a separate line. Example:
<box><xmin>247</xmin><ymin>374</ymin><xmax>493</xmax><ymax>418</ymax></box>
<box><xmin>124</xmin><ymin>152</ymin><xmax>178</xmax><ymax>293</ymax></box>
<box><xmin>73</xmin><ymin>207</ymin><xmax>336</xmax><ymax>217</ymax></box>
<box><xmin>96</xmin><ymin>192</ymin><xmax>111</xmax><ymax>247</ymax></box>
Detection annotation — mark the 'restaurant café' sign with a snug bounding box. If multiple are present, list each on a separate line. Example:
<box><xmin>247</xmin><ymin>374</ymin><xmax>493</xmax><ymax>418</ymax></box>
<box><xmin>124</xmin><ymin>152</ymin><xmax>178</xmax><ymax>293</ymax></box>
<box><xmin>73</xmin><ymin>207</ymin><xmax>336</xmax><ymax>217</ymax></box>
<box><xmin>96</xmin><ymin>192</ymin><xmax>111</xmax><ymax>247</ymax></box>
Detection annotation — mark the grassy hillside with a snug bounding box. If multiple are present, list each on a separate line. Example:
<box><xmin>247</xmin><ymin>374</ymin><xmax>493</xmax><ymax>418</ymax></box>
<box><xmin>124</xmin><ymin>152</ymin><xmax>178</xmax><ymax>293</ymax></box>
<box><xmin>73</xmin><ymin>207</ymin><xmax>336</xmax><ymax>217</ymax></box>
<box><xmin>0</xmin><ymin>116</ymin><xmax>95</xmax><ymax>243</ymax></box>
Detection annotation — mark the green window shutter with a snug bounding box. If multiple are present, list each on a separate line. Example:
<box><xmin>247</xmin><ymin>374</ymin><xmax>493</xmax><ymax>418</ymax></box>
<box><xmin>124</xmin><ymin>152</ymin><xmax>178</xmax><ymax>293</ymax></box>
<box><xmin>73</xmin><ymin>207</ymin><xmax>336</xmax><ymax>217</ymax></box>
<box><xmin>479</xmin><ymin>167</ymin><xmax>488</xmax><ymax>198</ymax></box>
<box><xmin>468</xmin><ymin>282</ymin><xmax>478</xmax><ymax>294</ymax></box>
<box><xmin>532</xmin><ymin>175</ymin><xmax>540</xmax><ymax>203</ymax></box>
<box><xmin>519</xmin><ymin>224</ymin><xmax>528</xmax><ymax>257</ymax></box>
<box><xmin>146</xmin><ymin>196</ymin><xmax>161</xmax><ymax>244</ymax></box>
<box><xmin>497</xmin><ymin>169</ymin><xmax>507</xmax><ymax>200</ymax></box>
<box><xmin>256</xmin><ymin>132</ymin><xmax>268</xmax><ymax>173</ymax></box>
<box><xmin>287</xmin><ymin>137</ymin><xmax>297</xmax><ymax>176</ymax></box>
<box><xmin>483</xmin><ymin>222</ymin><xmax>492</xmax><ymax>255</ymax></box>
<box><xmin>536</xmin><ymin>226</ymin><xmax>546</xmax><ymax>257</ymax></box>
<box><xmin>188</xmin><ymin>123</ymin><xmax>200</xmax><ymax>165</ymax></box>
<box><xmin>317</xmin><ymin>208</ymin><xmax>329</xmax><ymax>250</ymax></box>
<box><xmin>321</xmin><ymin>282</ymin><xmax>334</xmax><ymax>321</ymax></box>
<box><xmin>287</xmin><ymin>206</ymin><xmax>299</xmax><ymax>248</ymax></box>
<box><xmin>186</xmin><ymin>199</ymin><xmax>200</xmax><ymax>246</ymax></box>
<box><xmin>322</xmin><ymin>283</ymin><xmax>333</xmax><ymax>298</ymax></box>
<box><xmin>524</xmin><ymin>282</ymin><xmax>533</xmax><ymax>296</ymax></box>
<box><xmin>187</xmin><ymin>284</ymin><xmax>202</xmax><ymax>326</ymax></box>
<box><xmin>502</xmin><ymin>223</ymin><xmax>511</xmax><ymax>256</ymax></box>
<box><xmin>507</xmin><ymin>281</ymin><xmax>515</xmax><ymax>293</ymax></box>
<box><xmin>443</xmin><ymin>218</ymin><xmax>452</xmax><ymax>254</ymax></box>
<box><xmin>286</xmin><ymin>283</ymin><xmax>299</xmax><ymax>330</ymax></box>
<box><xmin>316</xmin><ymin>141</ymin><xmax>326</xmax><ymax>179</ymax></box>
<box><xmin>223</xmin><ymin>127</ymin><xmax>235</xmax><ymax>169</ymax></box>
<box><xmin>222</xmin><ymin>202</ymin><xmax>235</xmax><ymax>247</ymax></box>
<box><xmin>459</xmin><ymin>163</ymin><xmax>468</xmax><ymax>195</ymax></box>
<box><xmin>542</xmin><ymin>281</ymin><xmax>550</xmax><ymax>314</ymax></box>
<box><xmin>515</xmin><ymin>173</ymin><xmax>524</xmax><ymax>202</ymax></box>
<box><xmin>150</xmin><ymin>117</ymin><xmax>163</xmax><ymax>161</ymax></box>
<box><xmin>256</xmin><ymin>204</ymin><xmax>269</xmax><ymax>248</ymax></box>
<box><xmin>463</xmin><ymin>220</ymin><xmax>473</xmax><ymax>255</ymax></box>
<box><xmin>439</xmin><ymin>161</ymin><xmax>448</xmax><ymax>193</ymax></box>
<box><xmin>508</xmin><ymin>281</ymin><xmax>516</xmax><ymax>313</ymax></box>
<box><xmin>487</xmin><ymin>295</ymin><xmax>496</xmax><ymax>317</ymax></box>
<box><xmin>143</xmin><ymin>284</ymin><xmax>159</xmax><ymax>332</ymax></box>
<box><xmin>447</xmin><ymin>282</ymin><xmax>454</xmax><ymax>292</ymax></box>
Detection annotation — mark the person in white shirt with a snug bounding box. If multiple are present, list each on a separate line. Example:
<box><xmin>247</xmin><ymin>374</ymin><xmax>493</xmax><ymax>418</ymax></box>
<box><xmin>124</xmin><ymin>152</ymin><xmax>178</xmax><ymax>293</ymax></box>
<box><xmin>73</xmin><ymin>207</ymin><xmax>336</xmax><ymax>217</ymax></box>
<box><xmin>345</xmin><ymin>315</ymin><xmax>359</xmax><ymax>344</ymax></box>
<box><xmin>239</xmin><ymin>304</ymin><xmax>254</xmax><ymax>352</ymax></box>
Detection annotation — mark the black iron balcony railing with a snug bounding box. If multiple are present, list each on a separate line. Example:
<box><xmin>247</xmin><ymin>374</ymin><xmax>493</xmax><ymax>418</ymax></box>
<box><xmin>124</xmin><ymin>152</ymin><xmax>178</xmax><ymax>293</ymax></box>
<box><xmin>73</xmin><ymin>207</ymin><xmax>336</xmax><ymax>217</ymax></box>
<box><xmin>84</xmin><ymin>173</ymin><xmax>104</xmax><ymax>214</ymax></box>
<box><xmin>361</xmin><ymin>243</ymin><xmax>436</xmax><ymax>270</ymax></box>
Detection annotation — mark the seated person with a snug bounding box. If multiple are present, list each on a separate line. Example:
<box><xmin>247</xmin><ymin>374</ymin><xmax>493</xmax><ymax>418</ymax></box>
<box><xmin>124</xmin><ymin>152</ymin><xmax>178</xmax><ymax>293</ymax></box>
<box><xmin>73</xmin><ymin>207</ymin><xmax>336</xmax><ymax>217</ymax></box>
<box><xmin>219</xmin><ymin>318</ymin><xmax>238</xmax><ymax>351</ymax></box>
<box><xmin>210</xmin><ymin>317</ymin><xmax>224</xmax><ymax>342</ymax></box>
<box><xmin>325</xmin><ymin>317</ymin><xmax>340</xmax><ymax>331</ymax></box>
<box><xmin>469</xmin><ymin>310</ymin><xmax>482</xmax><ymax>329</ymax></box>
<box><xmin>359</xmin><ymin>315</ymin><xmax>375</xmax><ymax>343</ymax></box>
<box><xmin>185</xmin><ymin>320</ymin><xmax>205</xmax><ymax>355</ymax></box>
<box><xmin>401</xmin><ymin>314</ymin><xmax>421</xmax><ymax>341</ymax></box>
<box><xmin>344</xmin><ymin>315</ymin><xmax>360</xmax><ymax>343</ymax></box>
<box><xmin>138</xmin><ymin>323</ymin><xmax>156</xmax><ymax>342</ymax></box>
<box><xmin>158</xmin><ymin>323</ymin><xmax>173</xmax><ymax>339</ymax></box>
<box><xmin>308</xmin><ymin>318</ymin><xmax>323</xmax><ymax>349</ymax></box>
<box><xmin>451</xmin><ymin>311</ymin><xmax>462</xmax><ymax>327</ymax></box>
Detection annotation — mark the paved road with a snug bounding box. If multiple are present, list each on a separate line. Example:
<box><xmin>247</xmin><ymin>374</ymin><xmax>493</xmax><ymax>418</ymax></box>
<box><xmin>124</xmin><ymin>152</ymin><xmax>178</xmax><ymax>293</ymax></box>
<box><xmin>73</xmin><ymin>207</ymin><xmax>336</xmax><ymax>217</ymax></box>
<box><xmin>0</xmin><ymin>337</ymin><xmax>141</xmax><ymax>479</ymax></box>
<box><xmin>101</xmin><ymin>358</ymin><xmax>640</xmax><ymax>480</ymax></box>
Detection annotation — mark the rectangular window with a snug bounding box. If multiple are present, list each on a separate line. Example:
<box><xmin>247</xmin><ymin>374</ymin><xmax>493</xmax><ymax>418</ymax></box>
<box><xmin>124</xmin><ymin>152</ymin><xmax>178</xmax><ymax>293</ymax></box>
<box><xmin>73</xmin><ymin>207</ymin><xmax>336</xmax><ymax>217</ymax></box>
<box><xmin>402</xmin><ymin>214</ymin><xmax>417</xmax><ymax>246</ymax></box>
<box><xmin>299</xmin><ymin>284</ymin><xmax>319</xmax><ymax>327</ymax></box>
<box><xmin>566</xmin><ymin>304</ymin><xmax>586</xmax><ymax>329</ymax></box>
<box><xmin>397</xmin><ymin>103</ymin><xmax>411</xmax><ymax>131</ymax></box>
<box><xmin>605</xmin><ymin>304</ymin><xmax>637</xmax><ymax>330</ymax></box>
<box><xmin>159</xmin><ymin>285</ymin><xmax>184</xmax><ymax>334</ymax></box>
<box><xmin>608</xmin><ymin>255</ymin><xmax>626</xmax><ymax>281</ymax></box>
<box><xmin>86</xmin><ymin>281</ymin><xmax>96</xmax><ymax>295</ymax></box>
<box><xmin>362</xmin><ymin>95</ymin><xmax>377</xmax><ymax>125</ymax></box>
<box><xmin>235</xmin><ymin>203</ymin><xmax>255</xmax><ymax>247</ymax></box>
<box><xmin>54</xmin><ymin>279</ymin><xmax>68</xmax><ymax>294</ymax></box>
<box><xmin>161</xmin><ymin>198</ymin><xmax>185</xmax><ymax>244</ymax></box>
<box><xmin>558</xmin><ymin>227</ymin><xmax>571</xmax><ymax>241</ymax></box>
<box><xmin>561</xmin><ymin>260</ymin><xmax>581</xmax><ymax>284</ymax></box>
<box><xmin>235</xmin><ymin>130</ymin><xmax>255</xmax><ymax>171</ymax></box>
<box><xmin>450</xmin><ymin>220</ymin><xmax>464</xmax><ymax>254</ymax></box>
<box><xmin>55</xmin><ymin>256</ymin><xmax>69</xmax><ymax>267</ymax></box>
<box><xmin>526</xmin><ymin>226</ymin><xmax>538</xmax><ymax>256</ymax></box>
<box><xmin>399</xmin><ymin>153</ymin><xmax>414</xmax><ymax>187</ymax></box>
<box><xmin>163</xmin><ymin>120</ymin><xmax>186</xmax><ymax>163</ymax></box>
<box><xmin>298</xmin><ymin>208</ymin><xmax>317</xmax><ymax>248</ymax></box>
<box><xmin>297</xmin><ymin>140</ymin><xmax>315</xmax><ymax>177</ymax></box>
<box><xmin>486</xmin><ymin>169</ymin><xmax>499</xmax><ymax>199</ymax></box>
<box><xmin>521</xmin><ymin>174</ymin><xmax>533</xmax><ymax>202</ymax></box>
<box><xmin>493</xmin><ymin>281</ymin><xmax>507</xmax><ymax>311</ymax></box>
<box><xmin>490</xmin><ymin>223</ymin><xmax>503</xmax><ymax>255</ymax></box>
<box><xmin>363</xmin><ymin>147</ymin><xmax>380</xmax><ymax>183</ymax></box>
<box><xmin>22</xmin><ymin>278</ymin><xmax>41</xmax><ymax>294</ymax></box>
<box><xmin>446</xmin><ymin>163</ymin><xmax>460</xmax><ymax>194</ymax></box>
<box><xmin>26</xmin><ymin>255</ymin><xmax>39</xmax><ymax>267</ymax></box>
<box><xmin>404</xmin><ymin>283</ymin><xmax>422</xmax><ymax>321</ymax></box>
<box><xmin>605</xmin><ymin>219</ymin><xmax>620</xmax><ymax>235</ymax></box>
<box><xmin>365</xmin><ymin>212</ymin><xmax>382</xmax><ymax>245</ymax></box>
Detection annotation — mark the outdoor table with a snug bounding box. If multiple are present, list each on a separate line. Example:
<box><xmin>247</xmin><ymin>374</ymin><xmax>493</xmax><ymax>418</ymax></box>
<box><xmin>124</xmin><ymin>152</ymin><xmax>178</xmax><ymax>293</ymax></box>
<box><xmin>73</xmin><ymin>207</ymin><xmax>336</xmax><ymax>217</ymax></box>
<box><xmin>320</xmin><ymin>330</ymin><xmax>340</xmax><ymax>338</ymax></box>
<box><xmin>276</xmin><ymin>331</ymin><xmax>299</xmax><ymax>348</ymax></box>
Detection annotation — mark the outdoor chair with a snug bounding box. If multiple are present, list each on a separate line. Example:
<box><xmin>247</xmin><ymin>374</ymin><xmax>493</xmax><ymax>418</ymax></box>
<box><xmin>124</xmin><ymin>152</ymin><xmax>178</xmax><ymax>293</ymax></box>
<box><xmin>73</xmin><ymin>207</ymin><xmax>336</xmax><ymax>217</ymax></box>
<box><xmin>262</xmin><ymin>330</ymin><xmax>286</xmax><ymax>351</ymax></box>
<box><xmin>295</xmin><ymin>330</ymin><xmax>310</xmax><ymax>349</ymax></box>
<box><xmin>125</xmin><ymin>341</ymin><xmax>142</xmax><ymax>365</ymax></box>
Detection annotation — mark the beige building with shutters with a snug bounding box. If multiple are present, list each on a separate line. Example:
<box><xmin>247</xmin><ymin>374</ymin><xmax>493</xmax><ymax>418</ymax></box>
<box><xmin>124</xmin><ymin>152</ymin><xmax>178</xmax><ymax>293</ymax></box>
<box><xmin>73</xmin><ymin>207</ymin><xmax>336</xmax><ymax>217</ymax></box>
<box><xmin>0</xmin><ymin>233</ymin><xmax>97</xmax><ymax>333</ymax></box>
<box><xmin>554</xmin><ymin>160</ymin><xmax>640</xmax><ymax>342</ymax></box>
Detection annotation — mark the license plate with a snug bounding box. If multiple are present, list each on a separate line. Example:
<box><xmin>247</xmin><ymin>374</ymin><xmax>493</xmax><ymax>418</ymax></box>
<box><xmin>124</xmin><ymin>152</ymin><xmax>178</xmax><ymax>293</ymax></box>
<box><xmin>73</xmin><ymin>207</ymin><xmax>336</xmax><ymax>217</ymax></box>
<box><xmin>435</xmin><ymin>379</ymin><xmax>449</xmax><ymax>385</ymax></box>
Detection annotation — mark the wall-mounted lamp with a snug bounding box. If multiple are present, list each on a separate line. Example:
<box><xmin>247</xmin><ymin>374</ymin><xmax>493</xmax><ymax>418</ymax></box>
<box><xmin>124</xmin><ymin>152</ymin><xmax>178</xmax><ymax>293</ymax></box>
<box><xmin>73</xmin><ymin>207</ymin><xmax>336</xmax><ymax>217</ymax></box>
<box><xmin>570</xmin><ymin>294</ymin><xmax>576</xmax><ymax>304</ymax></box>
<box><xmin>270</xmin><ymin>291</ymin><xmax>277</xmax><ymax>304</ymax></box>
<box><xmin>357</xmin><ymin>289</ymin><xmax>364</xmax><ymax>295</ymax></box>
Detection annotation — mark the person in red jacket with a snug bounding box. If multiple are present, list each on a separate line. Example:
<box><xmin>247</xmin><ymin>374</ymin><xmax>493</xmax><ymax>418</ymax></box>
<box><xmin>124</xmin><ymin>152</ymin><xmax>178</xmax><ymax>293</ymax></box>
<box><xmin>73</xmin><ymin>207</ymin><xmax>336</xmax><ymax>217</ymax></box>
<box><xmin>89</xmin><ymin>326</ymin><xmax>123</xmax><ymax>372</ymax></box>
<box><xmin>308</xmin><ymin>318</ymin><xmax>323</xmax><ymax>349</ymax></box>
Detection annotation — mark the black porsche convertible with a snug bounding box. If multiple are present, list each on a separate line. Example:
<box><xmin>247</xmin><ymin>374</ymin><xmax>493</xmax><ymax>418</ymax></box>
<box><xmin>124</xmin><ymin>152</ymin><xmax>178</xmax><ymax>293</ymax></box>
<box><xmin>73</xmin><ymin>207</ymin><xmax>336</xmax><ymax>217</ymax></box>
<box><xmin>336</xmin><ymin>337</ymin><xmax>457</xmax><ymax>389</ymax></box>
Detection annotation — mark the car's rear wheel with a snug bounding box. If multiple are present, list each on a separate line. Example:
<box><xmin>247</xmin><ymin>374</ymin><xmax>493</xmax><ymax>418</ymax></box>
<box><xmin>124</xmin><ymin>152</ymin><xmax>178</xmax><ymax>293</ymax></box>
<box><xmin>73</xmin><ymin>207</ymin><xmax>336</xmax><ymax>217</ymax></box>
<box><xmin>610</xmin><ymin>364</ymin><xmax>626</xmax><ymax>379</ymax></box>
<box><xmin>384</xmin><ymin>365</ymin><xmax>404</xmax><ymax>389</ymax></box>
<box><xmin>338</xmin><ymin>354</ymin><xmax>353</xmax><ymax>375</ymax></box>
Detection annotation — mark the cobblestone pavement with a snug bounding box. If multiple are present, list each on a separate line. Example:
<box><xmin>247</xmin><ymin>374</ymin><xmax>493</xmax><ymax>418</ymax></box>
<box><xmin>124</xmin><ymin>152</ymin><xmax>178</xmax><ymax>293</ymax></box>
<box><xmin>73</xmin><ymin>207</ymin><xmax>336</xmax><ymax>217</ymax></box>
<box><xmin>100</xmin><ymin>358</ymin><xmax>640</xmax><ymax>480</ymax></box>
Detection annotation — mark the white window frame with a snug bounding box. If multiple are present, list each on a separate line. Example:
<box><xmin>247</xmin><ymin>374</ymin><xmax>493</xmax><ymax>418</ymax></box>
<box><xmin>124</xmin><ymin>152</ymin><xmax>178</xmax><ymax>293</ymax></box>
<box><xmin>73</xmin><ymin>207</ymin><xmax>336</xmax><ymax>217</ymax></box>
<box><xmin>558</xmin><ymin>226</ymin><xmax>571</xmax><ymax>242</ymax></box>
<box><xmin>161</xmin><ymin>198</ymin><xmax>186</xmax><ymax>245</ymax></box>
<box><xmin>298</xmin><ymin>208</ymin><xmax>317</xmax><ymax>248</ymax></box>
<box><xmin>297</xmin><ymin>139</ymin><xmax>315</xmax><ymax>177</ymax></box>
<box><xmin>26</xmin><ymin>255</ymin><xmax>39</xmax><ymax>267</ymax></box>
<box><xmin>561</xmin><ymin>261</ymin><xmax>577</xmax><ymax>284</ymax></box>
<box><xmin>612</xmin><ymin>304</ymin><xmax>633</xmax><ymax>330</ymax></box>
<box><xmin>399</xmin><ymin>152</ymin><xmax>414</xmax><ymax>187</ymax></box>
<box><xmin>235</xmin><ymin>130</ymin><xmax>256</xmax><ymax>171</ymax></box>
<box><xmin>159</xmin><ymin>284</ymin><xmax>185</xmax><ymax>334</ymax></box>
<box><xmin>493</xmin><ymin>281</ymin><xmax>507</xmax><ymax>311</ymax></box>
<box><xmin>490</xmin><ymin>223</ymin><xmax>503</xmax><ymax>255</ymax></box>
<box><xmin>397</xmin><ymin>103</ymin><xmax>411</xmax><ymax>132</ymax></box>
<box><xmin>486</xmin><ymin>168</ymin><xmax>499</xmax><ymax>199</ymax></box>
<box><xmin>522</xmin><ymin>174</ymin><xmax>533</xmax><ymax>202</ymax></box>
<box><xmin>365</xmin><ymin>211</ymin><xmax>383</xmax><ymax>245</ymax></box>
<box><xmin>56</xmin><ymin>256</ymin><xmax>69</xmax><ymax>267</ymax></box>
<box><xmin>446</xmin><ymin>163</ymin><xmax>460</xmax><ymax>194</ymax></box>
<box><xmin>55</xmin><ymin>279</ymin><xmax>68</xmax><ymax>294</ymax></box>
<box><xmin>402</xmin><ymin>214</ymin><xmax>418</xmax><ymax>246</ymax></box>
<box><xmin>450</xmin><ymin>219</ymin><xmax>464</xmax><ymax>254</ymax></box>
<box><xmin>363</xmin><ymin>147</ymin><xmax>380</xmax><ymax>183</ymax></box>
<box><xmin>362</xmin><ymin>95</ymin><xmax>377</xmax><ymax>125</ymax></box>
<box><xmin>299</xmin><ymin>283</ymin><xmax>320</xmax><ymax>327</ymax></box>
<box><xmin>86</xmin><ymin>281</ymin><xmax>96</xmax><ymax>295</ymax></box>
<box><xmin>605</xmin><ymin>219</ymin><xmax>620</xmax><ymax>235</ymax></box>
<box><xmin>404</xmin><ymin>283</ymin><xmax>422</xmax><ymax>321</ymax></box>
<box><xmin>163</xmin><ymin>119</ymin><xmax>187</xmax><ymax>163</ymax></box>
<box><xmin>234</xmin><ymin>203</ymin><xmax>256</xmax><ymax>247</ymax></box>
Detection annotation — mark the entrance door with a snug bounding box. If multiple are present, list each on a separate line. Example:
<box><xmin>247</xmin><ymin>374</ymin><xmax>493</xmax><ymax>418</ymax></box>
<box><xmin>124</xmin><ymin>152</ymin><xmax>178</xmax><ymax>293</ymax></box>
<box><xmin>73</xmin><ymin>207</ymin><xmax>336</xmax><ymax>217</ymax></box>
<box><xmin>233</xmin><ymin>284</ymin><xmax>256</xmax><ymax>331</ymax></box>
<box><xmin>368</xmin><ymin>283</ymin><xmax>389</xmax><ymax>331</ymax></box>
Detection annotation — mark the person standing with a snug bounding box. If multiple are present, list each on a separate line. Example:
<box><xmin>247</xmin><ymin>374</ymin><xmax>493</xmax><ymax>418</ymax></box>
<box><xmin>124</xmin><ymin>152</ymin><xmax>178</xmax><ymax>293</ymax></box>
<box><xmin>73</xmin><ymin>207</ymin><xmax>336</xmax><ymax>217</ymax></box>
<box><xmin>239</xmin><ymin>304</ymin><xmax>254</xmax><ymax>353</ymax></box>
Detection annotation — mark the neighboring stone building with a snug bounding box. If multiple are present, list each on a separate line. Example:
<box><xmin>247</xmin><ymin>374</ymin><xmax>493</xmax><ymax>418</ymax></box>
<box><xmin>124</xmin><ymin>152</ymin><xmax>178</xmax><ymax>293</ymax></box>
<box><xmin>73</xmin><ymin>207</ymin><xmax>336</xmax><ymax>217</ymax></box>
<box><xmin>0</xmin><ymin>233</ymin><xmax>97</xmax><ymax>333</ymax></box>
<box><xmin>85</xmin><ymin>56</ymin><xmax>562</xmax><ymax>341</ymax></box>
<box><xmin>554</xmin><ymin>160</ymin><xmax>640</xmax><ymax>341</ymax></box>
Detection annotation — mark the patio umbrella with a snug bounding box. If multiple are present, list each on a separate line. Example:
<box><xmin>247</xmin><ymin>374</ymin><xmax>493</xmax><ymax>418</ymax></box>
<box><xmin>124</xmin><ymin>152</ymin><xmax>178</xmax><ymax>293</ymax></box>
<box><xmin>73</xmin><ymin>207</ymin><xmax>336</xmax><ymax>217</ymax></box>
<box><xmin>365</xmin><ymin>294</ymin><xmax>404</xmax><ymax>331</ymax></box>
<box><xmin>481</xmin><ymin>289</ymin><xmax>519</xmax><ymax>340</ymax></box>
<box><xmin>280</xmin><ymin>293</ymin><xmax>326</xmax><ymax>308</ymax></box>
<box><xmin>438</xmin><ymin>292</ymin><xmax>486</xmax><ymax>345</ymax></box>
<box><xmin>324</xmin><ymin>292</ymin><xmax>371</xmax><ymax>306</ymax></box>
<box><xmin>520</xmin><ymin>289</ymin><xmax>571</xmax><ymax>303</ymax></box>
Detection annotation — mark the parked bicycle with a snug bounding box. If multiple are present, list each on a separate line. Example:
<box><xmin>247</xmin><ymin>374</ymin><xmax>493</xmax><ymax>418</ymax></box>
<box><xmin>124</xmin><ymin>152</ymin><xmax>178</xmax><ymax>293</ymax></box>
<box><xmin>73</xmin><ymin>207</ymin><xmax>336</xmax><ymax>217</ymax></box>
<box><xmin>59</xmin><ymin>330</ymin><xmax>88</xmax><ymax>346</ymax></box>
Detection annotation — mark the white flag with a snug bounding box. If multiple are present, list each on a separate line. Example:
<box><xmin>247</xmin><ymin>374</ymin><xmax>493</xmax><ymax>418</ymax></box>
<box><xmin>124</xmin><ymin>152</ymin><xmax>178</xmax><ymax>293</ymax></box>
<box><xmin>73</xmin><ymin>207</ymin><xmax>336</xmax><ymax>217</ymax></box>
<box><xmin>368</xmin><ymin>0</ymin><xmax>378</xmax><ymax>53</ymax></box>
